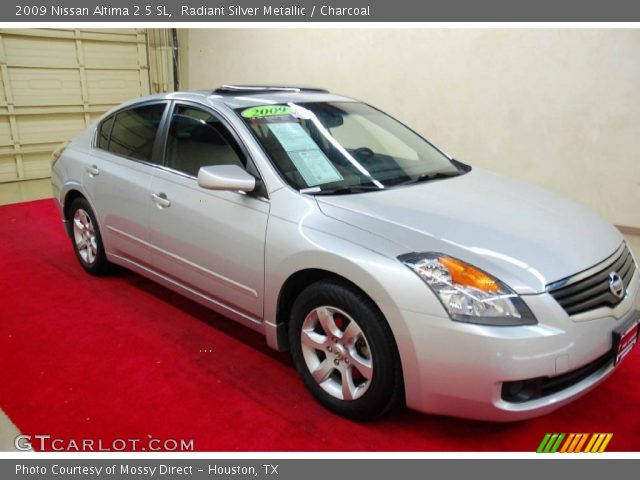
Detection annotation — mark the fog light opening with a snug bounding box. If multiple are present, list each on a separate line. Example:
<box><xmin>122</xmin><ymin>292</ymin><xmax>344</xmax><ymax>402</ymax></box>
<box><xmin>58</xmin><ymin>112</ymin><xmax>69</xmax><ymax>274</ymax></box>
<box><xmin>502</xmin><ymin>379</ymin><xmax>542</xmax><ymax>403</ymax></box>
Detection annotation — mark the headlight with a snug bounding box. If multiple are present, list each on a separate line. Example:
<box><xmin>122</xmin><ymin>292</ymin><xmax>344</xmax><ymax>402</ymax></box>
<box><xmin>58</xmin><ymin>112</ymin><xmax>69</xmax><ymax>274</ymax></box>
<box><xmin>398</xmin><ymin>252</ymin><xmax>536</xmax><ymax>326</ymax></box>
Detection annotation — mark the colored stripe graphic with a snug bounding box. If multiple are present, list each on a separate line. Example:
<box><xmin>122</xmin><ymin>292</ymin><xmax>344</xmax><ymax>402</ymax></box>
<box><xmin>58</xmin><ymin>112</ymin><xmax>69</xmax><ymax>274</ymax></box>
<box><xmin>549</xmin><ymin>433</ymin><xmax>565</xmax><ymax>453</ymax></box>
<box><xmin>536</xmin><ymin>434</ymin><xmax>551</xmax><ymax>453</ymax></box>
<box><xmin>537</xmin><ymin>433</ymin><xmax>613</xmax><ymax>453</ymax></box>
<box><xmin>536</xmin><ymin>433</ymin><xmax>551</xmax><ymax>453</ymax></box>
<box><xmin>558</xmin><ymin>433</ymin><xmax>575</xmax><ymax>453</ymax></box>
<box><xmin>544</xmin><ymin>433</ymin><xmax>558</xmax><ymax>453</ymax></box>
<box><xmin>575</xmin><ymin>434</ymin><xmax>589</xmax><ymax>452</ymax></box>
<box><xmin>598</xmin><ymin>434</ymin><xmax>613</xmax><ymax>453</ymax></box>
<box><xmin>584</xmin><ymin>434</ymin><xmax>598</xmax><ymax>453</ymax></box>
<box><xmin>568</xmin><ymin>433</ymin><xmax>583</xmax><ymax>453</ymax></box>
<box><xmin>598</xmin><ymin>433</ymin><xmax>613</xmax><ymax>453</ymax></box>
<box><xmin>537</xmin><ymin>433</ymin><xmax>566</xmax><ymax>453</ymax></box>
<box><xmin>585</xmin><ymin>433</ymin><xmax>614</xmax><ymax>453</ymax></box>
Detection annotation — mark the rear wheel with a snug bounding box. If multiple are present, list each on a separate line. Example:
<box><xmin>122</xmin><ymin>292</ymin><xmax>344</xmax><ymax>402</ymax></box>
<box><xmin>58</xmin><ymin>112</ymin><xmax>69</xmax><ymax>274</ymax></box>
<box><xmin>289</xmin><ymin>280</ymin><xmax>403</xmax><ymax>420</ymax></box>
<box><xmin>69</xmin><ymin>197</ymin><xmax>111</xmax><ymax>275</ymax></box>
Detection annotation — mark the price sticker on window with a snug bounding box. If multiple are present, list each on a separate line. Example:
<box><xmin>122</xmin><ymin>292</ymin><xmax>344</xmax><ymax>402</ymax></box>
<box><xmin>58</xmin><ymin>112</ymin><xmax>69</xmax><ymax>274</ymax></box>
<box><xmin>267</xmin><ymin>122</ymin><xmax>343</xmax><ymax>186</ymax></box>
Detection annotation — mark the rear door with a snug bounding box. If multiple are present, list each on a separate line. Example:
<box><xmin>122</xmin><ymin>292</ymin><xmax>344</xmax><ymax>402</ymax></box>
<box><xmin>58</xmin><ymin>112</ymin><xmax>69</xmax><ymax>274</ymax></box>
<box><xmin>147</xmin><ymin>102</ymin><xmax>269</xmax><ymax>320</ymax></box>
<box><xmin>86</xmin><ymin>101</ymin><xmax>169</xmax><ymax>265</ymax></box>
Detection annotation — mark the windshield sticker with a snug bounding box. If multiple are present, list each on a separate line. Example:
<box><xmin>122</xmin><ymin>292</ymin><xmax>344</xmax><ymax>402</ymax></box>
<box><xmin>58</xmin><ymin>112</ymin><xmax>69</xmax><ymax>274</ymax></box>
<box><xmin>267</xmin><ymin>122</ymin><xmax>318</xmax><ymax>151</ymax></box>
<box><xmin>268</xmin><ymin>122</ymin><xmax>343</xmax><ymax>187</ymax></box>
<box><xmin>241</xmin><ymin>105</ymin><xmax>294</xmax><ymax>119</ymax></box>
<box><xmin>289</xmin><ymin>150</ymin><xmax>344</xmax><ymax>186</ymax></box>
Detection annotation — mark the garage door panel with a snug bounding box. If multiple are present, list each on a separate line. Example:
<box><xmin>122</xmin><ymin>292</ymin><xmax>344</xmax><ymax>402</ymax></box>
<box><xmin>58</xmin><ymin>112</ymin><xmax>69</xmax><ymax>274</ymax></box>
<box><xmin>89</xmin><ymin>112</ymin><xmax>108</xmax><ymax>125</ymax></box>
<box><xmin>16</xmin><ymin>114</ymin><xmax>86</xmax><ymax>145</ymax></box>
<box><xmin>83</xmin><ymin>41</ymin><xmax>141</xmax><ymax>69</ymax></box>
<box><xmin>79</xmin><ymin>30</ymin><xmax>141</xmax><ymax>42</ymax></box>
<box><xmin>0</xmin><ymin>117</ymin><xmax>12</xmax><ymax>146</ymax></box>
<box><xmin>0</xmin><ymin>28</ymin><xmax>154</xmax><ymax>182</ymax></box>
<box><xmin>0</xmin><ymin>154</ymin><xmax>18</xmax><ymax>182</ymax></box>
<box><xmin>0</xmin><ymin>76</ymin><xmax>6</xmax><ymax>106</ymax></box>
<box><xmin>86</xmin><ymin>70</ymin><xmax>145</xmax><ymax>105</ymax></box>
<box><xmin>4</xmin><ymin>36</ymin><xmax>78</xmax><ymax>68</ymax></box>
<box><xmin>9</xmin><ymin>68</ymin><xmax>83</xmax><ymax>107</ymax></box>
<box><xmin>21</xmin><ymin>152</ymin><xmax>52</xmax><ymax>179</ymax></box>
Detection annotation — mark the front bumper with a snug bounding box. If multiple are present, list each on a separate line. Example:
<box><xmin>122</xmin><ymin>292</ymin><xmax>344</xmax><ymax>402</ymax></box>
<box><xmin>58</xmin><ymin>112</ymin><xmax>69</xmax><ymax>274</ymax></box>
<box><xmin>400</xmin><ymin>268</ymin><xmax>640</xmax><ymax>421</ymax></box>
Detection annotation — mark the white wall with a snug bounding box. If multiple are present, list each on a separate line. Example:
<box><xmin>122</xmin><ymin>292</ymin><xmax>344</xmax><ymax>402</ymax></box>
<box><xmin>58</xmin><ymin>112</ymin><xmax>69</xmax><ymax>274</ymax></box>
<box><xmin>185</xmin><ymin>29</ymin><xmax>640</xmax><ymax>228</ymax></box>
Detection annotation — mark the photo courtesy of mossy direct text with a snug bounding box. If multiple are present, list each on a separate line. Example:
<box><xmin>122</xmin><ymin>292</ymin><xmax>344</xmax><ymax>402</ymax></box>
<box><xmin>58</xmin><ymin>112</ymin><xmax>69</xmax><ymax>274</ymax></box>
<box><xmin>15</xmin><ymin>464</ymin><xmax>272</xmax><ymax>477</ymax></box>
<box><xmin>15</xmin><ymin>464</ymin><xmax>194</xmax><ymax>476</ymax></box>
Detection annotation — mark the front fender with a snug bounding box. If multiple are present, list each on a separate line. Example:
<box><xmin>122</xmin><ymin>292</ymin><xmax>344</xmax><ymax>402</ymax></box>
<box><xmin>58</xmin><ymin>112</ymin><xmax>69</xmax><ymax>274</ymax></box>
<box><xmin>263</xmin><ymin>213</ymin><xmax>448</xmax><ymax>405</ymax></box>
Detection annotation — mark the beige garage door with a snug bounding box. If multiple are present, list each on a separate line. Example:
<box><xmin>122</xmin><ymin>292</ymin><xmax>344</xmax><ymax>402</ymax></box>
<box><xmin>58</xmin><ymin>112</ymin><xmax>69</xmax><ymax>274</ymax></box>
<box><xmin>0</xmin><ymin>29</ymin><xmax>152</xmax><ymax>183</ymax></box>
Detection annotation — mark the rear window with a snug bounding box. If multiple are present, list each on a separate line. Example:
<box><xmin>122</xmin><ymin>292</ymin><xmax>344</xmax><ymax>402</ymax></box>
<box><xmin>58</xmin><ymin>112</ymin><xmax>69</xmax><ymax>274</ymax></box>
<box><xmin>107</xmin><ymin>104</ymin><xmax>166</xmax><ymax>163</ymax></box>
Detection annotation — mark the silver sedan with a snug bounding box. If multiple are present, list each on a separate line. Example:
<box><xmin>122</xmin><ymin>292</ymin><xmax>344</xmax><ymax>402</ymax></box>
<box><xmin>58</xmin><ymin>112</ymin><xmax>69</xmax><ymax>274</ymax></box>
<box><xmin>51</xmin><ymin>85</ymin><xmax>640</xmax><ymax>421</ymax></box>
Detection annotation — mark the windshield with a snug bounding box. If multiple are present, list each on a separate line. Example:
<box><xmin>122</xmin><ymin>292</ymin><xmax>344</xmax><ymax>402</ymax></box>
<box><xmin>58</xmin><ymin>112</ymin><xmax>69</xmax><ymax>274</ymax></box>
<box><xmin>236</xmin><ymin>102</ymin><xmax>466</xmax><ymax>193</ymax></box>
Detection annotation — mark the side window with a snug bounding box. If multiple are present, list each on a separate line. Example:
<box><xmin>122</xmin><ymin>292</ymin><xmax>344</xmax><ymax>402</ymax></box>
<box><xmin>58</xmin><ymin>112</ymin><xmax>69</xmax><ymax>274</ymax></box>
<box><xmin>165</xmin><ymin>105</ymin><xmax>245</xmax><ymax>177</ymax></box>
<box><xmin>98</xmin><ymin>115</ymin><xmax>114</xmax><ymax>150</ymax></box>
<box><xmin>108</xmin><ymin>103</ymin><xmax>166</xmax><ymax>163</ymax></box>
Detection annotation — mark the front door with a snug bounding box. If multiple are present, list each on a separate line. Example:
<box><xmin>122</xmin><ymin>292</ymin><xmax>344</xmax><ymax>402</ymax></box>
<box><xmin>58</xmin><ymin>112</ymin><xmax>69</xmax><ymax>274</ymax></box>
<box><xmin>148</xmin><ymin>103</ymin><xmax>269</xmax><ymax>320</ymax></box>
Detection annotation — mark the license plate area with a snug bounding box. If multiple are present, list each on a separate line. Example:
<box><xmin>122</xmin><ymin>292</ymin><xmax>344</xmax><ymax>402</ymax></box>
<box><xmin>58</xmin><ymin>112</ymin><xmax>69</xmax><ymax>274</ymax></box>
<box><xmin>613</xmin><ymin>313</ymin><xmax>640</xmax><ymax>366</ymax></box>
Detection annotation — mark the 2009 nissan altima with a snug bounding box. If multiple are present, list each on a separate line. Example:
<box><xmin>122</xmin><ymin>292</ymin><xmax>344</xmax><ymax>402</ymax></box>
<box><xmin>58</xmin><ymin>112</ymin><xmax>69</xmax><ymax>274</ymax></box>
<box><xmin>51</xmin><ymin>85</ymin><xmax>640</xmax><ymax>421</ymax></box>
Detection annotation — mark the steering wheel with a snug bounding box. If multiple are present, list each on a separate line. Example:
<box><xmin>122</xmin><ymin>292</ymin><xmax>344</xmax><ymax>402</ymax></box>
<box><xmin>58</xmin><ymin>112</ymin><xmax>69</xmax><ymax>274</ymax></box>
<box><xmin>353</xmin><ymin>147</ymin><xmax>375</xmax><ymax>158</ymax></box>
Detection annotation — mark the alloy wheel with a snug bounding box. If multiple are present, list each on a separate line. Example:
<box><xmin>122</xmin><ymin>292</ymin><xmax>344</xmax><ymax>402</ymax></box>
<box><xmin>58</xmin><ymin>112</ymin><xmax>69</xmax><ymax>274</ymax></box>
<box><xmin>300</xmin><ymin>306</ymin><xmax>373</xmax><ymax>401</ymax></box>
<box><xmin>72</xmin><ymin>208</ymin><xmax>98</xmax><ymax>265</ymax></box>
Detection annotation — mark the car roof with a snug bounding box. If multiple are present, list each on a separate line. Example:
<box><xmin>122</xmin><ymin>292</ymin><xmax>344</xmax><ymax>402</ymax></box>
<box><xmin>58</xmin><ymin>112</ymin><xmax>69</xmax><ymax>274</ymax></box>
<box><xmin>121</xmin><ymin>85</ymin><xmax>357</xmax><ymax>111</ymax></box>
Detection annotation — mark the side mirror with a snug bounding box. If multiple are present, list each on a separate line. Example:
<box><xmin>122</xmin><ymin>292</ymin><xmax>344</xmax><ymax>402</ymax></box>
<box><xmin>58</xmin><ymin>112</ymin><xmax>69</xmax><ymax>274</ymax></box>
<box><xmin>197</xmin><ymin>165</ymin><xmax>256</xmax><ymax>192</ymax></box>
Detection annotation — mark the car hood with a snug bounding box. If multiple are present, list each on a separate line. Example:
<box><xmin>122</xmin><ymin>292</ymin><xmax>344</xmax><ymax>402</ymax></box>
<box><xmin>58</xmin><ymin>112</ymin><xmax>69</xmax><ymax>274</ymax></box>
<box><xmin>316</xmin><ymin>167</ymin><xmax>623</xmax><ymax>294</ymax></box>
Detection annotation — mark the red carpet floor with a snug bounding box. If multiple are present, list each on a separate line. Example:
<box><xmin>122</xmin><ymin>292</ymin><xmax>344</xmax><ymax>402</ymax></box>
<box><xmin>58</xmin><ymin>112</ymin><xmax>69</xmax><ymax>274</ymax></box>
<box><xmin>1</xmin><ymin>199</ymin><xmax>639</xmax><ymax>452</ymax></box>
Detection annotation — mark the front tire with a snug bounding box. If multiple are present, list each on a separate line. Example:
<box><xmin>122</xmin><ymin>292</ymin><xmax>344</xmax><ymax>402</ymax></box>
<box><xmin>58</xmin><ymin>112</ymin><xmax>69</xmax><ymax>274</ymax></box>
<box><xmin>289</xmin><ymin>280</ymin><xmax>403</xmax><ymax>420</ymax></box>
<box><xmin>69</xmin><ymin>197</ymin><xmax>111</xmax><ymax>276</ymax></box>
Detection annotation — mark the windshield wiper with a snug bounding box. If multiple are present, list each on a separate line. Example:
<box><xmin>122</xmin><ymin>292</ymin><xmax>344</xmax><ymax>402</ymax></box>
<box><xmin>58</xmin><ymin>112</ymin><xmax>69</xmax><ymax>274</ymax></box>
<box><xmin>309</xmin><ymin>185</ymin><xmax>384</xmax><ymax>195</ymax></box>
<box><xmin>391</xmin><ymin>170</ymin><xmax>463</xmax><ymax>187</ymax></box>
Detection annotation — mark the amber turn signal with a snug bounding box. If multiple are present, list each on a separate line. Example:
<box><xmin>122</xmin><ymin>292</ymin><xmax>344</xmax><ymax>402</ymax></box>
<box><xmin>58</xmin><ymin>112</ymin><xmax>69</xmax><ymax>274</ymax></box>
<box><xmin>439</xmin><ymin>256</ymin><xmax>501</xmax><ymax>293</ymax></box>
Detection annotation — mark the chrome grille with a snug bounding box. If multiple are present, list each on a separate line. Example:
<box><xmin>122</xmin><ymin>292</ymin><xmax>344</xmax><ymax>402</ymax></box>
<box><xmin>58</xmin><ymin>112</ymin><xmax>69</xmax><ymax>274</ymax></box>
<box><xmin>547</xmin><ymin>243</ymin><xmax>636</xmax><ymax>316</ymax></box>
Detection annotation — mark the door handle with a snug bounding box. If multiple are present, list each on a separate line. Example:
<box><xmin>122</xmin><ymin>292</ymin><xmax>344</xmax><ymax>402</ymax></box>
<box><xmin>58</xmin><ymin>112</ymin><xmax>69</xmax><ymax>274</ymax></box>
<box><xmin>151</xmin><ymin>192</ymin><xmax>171</xmax><ymax>208</ymax></box>
<box><xmin>86</xmin><ymin>164</ymin><xmax>100</xmax><ymax>177</ymax></box>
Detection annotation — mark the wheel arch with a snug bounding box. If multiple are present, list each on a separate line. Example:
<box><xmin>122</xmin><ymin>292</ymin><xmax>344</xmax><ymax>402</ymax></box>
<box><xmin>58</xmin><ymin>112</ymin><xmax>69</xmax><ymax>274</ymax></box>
<box><xmin>60</xmin><ymin>186</ymin><xmax>104</xmax><ymax>243</ymax></box>
<box><xmin>272</xmin><ymin>265</ymin><xmax>405</xmax><ymax>355</ymax></box>
<box><xmin>63</xmin><ymin>188</ymin><xmax>86</xmax><ymax>219</ymax></box>
<box><xmin>275</xmin><ymin>269</ymin><xmax>364</xmax><ymax>350</ymax></box>
<box><xmin>275</xmin><ymin>266</ymin><xmax>407</xmax><ymax>413</ymax></box>
<box><xmin>62</xmin><ymin>188</ymin><xmax>87</xmax><ymax>236</ymax></box>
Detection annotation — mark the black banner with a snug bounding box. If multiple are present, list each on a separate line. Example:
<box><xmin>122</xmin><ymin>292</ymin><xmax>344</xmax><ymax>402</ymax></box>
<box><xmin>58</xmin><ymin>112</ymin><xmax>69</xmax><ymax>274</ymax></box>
<box><xmin>3</xmin><ymin>459</ymin><xmax>640</xmax><ymax>480</ymax></box>
<box><xmin>5</xmin><ymin>0</ymin><xmax>640</xmax><ymax>22</ymax></box>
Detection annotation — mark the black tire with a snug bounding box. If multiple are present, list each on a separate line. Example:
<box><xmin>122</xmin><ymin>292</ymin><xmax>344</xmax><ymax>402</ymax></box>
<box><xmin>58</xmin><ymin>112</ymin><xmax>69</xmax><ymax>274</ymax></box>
<box><xmin>68</xmin><ymin>197</ymin><xmax>111</xmax><ymax>276</ymax></box>
<box><xmin>289</xmin><ymin>280</ymin><xmax>403</xmax><ymax>420</ymax></box>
